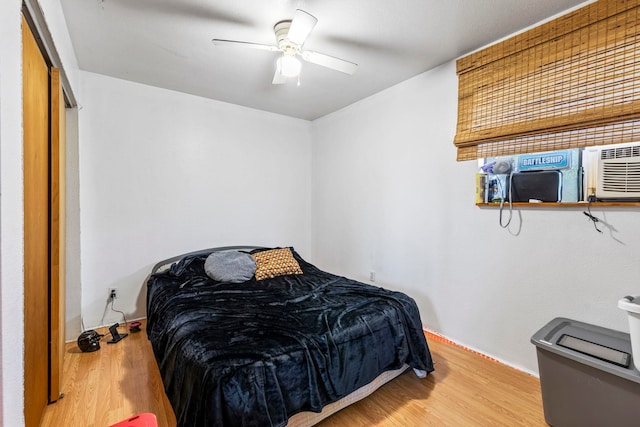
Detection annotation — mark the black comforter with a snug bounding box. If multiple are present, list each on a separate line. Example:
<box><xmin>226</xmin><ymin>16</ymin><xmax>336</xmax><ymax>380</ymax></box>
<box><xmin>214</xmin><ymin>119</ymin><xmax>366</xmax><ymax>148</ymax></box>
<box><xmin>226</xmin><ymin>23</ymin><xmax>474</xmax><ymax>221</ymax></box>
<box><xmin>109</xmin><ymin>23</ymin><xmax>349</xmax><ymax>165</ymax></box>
<box><xmin>147</xmin><ymin>248</ymin><xmax>433</xmax><ymax>427</ymax></box>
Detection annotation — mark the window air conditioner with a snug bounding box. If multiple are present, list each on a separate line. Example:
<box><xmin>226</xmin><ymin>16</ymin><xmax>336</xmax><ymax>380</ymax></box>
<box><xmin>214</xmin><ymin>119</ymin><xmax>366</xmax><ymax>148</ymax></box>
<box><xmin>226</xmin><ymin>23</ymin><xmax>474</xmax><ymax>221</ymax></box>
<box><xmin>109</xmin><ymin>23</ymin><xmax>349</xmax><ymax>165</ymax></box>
<box><xmin>595</xmin><ymin>143</ymin><xmax>640</xmax><ymax>200</ymax></box>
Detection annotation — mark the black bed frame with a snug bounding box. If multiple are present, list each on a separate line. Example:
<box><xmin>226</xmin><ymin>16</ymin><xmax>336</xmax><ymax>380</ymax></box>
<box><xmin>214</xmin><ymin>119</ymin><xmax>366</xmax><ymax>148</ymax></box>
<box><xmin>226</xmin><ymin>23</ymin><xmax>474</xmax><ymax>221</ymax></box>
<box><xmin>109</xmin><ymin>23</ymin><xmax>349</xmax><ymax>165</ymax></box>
<box><xmin>150</xmin><ymin>245</ymin><xmax>267</xmax><ymax>275</ymax></box>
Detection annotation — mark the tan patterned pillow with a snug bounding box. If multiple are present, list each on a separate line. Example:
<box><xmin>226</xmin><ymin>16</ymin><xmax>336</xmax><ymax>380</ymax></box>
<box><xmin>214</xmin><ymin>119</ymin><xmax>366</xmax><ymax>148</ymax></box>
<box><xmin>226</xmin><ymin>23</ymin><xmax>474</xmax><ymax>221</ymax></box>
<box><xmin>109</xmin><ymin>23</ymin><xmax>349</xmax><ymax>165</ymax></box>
<box><xmin>252</xmin><ymin>248</ymin><xmax>303</xmax><ymax>281</ymax></box>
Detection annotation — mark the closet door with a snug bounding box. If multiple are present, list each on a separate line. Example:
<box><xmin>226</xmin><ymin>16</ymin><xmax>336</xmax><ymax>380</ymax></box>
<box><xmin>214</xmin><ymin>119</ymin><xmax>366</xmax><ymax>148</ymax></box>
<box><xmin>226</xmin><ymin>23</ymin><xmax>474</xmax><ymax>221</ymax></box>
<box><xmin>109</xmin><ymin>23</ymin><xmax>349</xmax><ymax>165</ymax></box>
<box><xmin>22</xmin><ymin>14</ymin><xmax>51</xmax><ymax>427</ymax></box>
<box><xmin>50</xmin><ymin>67</ymin><xmax>66</xmax><ymax>403</ymax></box>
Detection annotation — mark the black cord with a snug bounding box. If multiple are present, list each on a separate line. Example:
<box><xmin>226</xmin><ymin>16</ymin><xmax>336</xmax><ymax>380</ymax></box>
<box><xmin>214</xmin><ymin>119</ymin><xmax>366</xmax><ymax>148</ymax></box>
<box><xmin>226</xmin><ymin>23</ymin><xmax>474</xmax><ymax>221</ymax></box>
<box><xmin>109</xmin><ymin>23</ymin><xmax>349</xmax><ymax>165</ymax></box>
<box><xmin>109</xmin><ymin>298</ymin><xmax>128</xmax><ymax>328</ymax></box>
<box><xmin>498</xmin><ymin>172</ymin><xmax>513</xmax><ymax>228</ymax></box>
<box><xmin>583</xmin><ymin>199</ymin><xmax>602</xmax><ymax>233</ymax></box>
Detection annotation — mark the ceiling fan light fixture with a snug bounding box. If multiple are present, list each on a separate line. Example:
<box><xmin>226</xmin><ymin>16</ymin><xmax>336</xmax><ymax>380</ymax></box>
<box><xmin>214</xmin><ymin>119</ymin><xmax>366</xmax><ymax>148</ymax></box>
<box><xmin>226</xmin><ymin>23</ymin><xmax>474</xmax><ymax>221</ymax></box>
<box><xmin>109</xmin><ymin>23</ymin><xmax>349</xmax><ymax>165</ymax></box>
<box><xmin>278</xmin><ymin>55</ymin><xmax>301</xmax><ymax>78</ymax></box>
<box><xmin>213</xmin><ymin>9</ymin><xmax>357</xmax><ymax>85</ymax></box>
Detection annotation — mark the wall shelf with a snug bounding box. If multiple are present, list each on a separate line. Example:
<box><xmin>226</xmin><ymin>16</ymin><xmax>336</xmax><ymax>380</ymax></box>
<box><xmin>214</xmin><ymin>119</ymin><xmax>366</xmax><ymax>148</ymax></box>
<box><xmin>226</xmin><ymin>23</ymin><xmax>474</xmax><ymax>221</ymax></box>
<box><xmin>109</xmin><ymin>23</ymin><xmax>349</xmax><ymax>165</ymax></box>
<box><xmin>477</xmin><ymin>202</ymin><xmax>640</xmax><ymax>208</ymax></box>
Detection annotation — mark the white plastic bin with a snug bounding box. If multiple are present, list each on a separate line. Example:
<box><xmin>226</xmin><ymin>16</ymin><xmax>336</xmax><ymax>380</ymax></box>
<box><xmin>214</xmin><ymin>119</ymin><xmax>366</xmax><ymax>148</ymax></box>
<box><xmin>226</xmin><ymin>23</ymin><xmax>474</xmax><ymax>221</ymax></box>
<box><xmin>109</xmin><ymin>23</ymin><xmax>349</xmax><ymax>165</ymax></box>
<box><xmin>618</xmin><ymin>296</ymin><xmax>640</xmax><ymax>371</ymax></box>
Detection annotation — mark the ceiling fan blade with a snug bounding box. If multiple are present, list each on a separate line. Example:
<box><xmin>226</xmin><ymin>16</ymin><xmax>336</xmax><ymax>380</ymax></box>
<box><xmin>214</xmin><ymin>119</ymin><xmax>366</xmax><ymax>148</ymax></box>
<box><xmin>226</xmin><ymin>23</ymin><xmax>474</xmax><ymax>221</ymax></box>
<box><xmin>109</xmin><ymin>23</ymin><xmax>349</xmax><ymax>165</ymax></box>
<box><xmin>287</xmin><ymin>10</ymin><xmax>318</xmax><ymax>46</ymax></box>
<box><xmin>272</xmin><ymin>60</ymin><xmax>287</xmax><ymax>84</ymax></box>
<box><xmin>301</xmin><ymin>51</ymin><xmax>358</xmax><ymax>75</ymax></box>
<box><xmin>212</xmin><ymin>39</ymin><xmax>280</xmax><ymax>52</ymax></box>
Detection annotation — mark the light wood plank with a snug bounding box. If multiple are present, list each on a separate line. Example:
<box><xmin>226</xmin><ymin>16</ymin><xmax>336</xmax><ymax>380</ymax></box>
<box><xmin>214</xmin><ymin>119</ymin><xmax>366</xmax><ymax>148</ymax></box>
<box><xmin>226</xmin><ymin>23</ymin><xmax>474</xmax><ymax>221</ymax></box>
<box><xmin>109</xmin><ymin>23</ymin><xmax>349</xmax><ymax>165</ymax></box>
<box><xmin>41</xmin><ymin>323</ymin><xmax>545</xmax><ymax>426</ymax></box>
<box><xmin>318</xmin><ymin>336</ymin><xmax>546</xmax><ymax>427</ymax></box>
<box><xmin>41</xmin><ymin>322</ymin><xmax>176</xmax><ymax>427</ymax></box>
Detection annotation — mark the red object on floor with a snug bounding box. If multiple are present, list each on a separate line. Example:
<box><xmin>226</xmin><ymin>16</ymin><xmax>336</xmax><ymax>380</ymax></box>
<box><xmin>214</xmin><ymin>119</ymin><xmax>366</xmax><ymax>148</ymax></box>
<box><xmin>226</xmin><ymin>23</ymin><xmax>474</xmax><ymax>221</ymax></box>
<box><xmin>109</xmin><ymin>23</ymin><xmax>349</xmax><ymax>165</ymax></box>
<box><xmin>129</xmin><ymin>321</ymin><xmax>142</xmax><ymax>332</ymax></box>
<box><xmin>109</xmin><ymin>413</ymin><xmax>158</xmax><ymax>427</ymax></box>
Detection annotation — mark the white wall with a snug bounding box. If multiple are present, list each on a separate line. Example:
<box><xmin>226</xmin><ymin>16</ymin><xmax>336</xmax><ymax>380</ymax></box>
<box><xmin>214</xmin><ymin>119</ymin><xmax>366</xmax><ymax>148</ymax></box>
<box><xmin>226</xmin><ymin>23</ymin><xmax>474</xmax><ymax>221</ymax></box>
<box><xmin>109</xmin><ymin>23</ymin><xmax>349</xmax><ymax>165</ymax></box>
<box><xmin>0</xmin><ymin>2</ymin><xmax>27</xmax><ymax>425</ymax></box>
<box><xmin>78</xmin><ymin>71</ymin><xmax>312</xmax><ymax>329</ymax></box>
<box><xmin>65</xmin><ymin>108</ymin><xmax>82</xmax><ymax>340</ymax></box>
<box><xmin>311</xmin><ymin>61</ymin><xmax>640</xmax><ymax>374</ymax></box>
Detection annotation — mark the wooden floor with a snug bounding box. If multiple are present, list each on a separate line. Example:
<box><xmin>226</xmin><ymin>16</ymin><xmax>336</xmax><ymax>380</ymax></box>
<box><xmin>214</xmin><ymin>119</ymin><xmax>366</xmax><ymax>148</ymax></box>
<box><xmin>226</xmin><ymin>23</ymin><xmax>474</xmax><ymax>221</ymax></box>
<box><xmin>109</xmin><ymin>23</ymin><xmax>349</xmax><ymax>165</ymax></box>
<box><xmin>41</xmin><ymin>323</ymin><xmax>547</xmax><ymax>427</ymax></box>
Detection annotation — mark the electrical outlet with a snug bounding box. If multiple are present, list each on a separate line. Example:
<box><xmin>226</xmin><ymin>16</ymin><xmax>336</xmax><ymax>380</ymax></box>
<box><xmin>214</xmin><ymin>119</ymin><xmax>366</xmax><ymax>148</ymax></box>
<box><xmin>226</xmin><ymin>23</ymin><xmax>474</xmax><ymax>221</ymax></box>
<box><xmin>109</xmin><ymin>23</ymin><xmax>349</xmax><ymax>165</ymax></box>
<box><xmin>108</xmin><ymin>288</ymin><xmax>118</xmax><ymax>299</ymax></box>
<box><xmin>369</xmin><ymin>271</ymin><xmax>376</xmax><ymax>282</ymax></box>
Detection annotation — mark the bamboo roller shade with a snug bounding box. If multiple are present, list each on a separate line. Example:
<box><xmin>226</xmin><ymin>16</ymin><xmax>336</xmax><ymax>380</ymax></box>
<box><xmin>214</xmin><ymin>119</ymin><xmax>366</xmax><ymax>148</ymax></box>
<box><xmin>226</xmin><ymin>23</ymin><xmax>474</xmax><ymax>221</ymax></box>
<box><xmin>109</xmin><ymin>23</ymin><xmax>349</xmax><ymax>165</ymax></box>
<box><xmin>454</xmin><ymin>0</ymin><xmax>640</xmax><ymax>161</ymax></box>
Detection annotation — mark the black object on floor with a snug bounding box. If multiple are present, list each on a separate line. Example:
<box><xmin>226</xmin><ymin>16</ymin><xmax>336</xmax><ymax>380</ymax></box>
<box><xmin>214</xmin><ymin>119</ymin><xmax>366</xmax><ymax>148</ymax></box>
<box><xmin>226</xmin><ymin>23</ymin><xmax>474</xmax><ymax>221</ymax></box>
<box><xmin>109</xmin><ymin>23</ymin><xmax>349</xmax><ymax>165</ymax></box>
<box><xmin>107</xmin><ymin>323</ymin><xmax>128</xmax><ymax>344</ymax></box>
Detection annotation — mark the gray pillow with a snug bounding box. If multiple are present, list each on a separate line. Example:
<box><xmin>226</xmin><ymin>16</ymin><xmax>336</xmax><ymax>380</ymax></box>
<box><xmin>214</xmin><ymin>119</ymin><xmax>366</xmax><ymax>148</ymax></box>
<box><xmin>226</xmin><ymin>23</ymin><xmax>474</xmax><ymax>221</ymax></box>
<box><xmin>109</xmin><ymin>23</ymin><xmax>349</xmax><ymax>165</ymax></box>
<box><xmin>204</xmin><ymin>251</ymin><xmax>256</xmax><ymax>283</ymax></box>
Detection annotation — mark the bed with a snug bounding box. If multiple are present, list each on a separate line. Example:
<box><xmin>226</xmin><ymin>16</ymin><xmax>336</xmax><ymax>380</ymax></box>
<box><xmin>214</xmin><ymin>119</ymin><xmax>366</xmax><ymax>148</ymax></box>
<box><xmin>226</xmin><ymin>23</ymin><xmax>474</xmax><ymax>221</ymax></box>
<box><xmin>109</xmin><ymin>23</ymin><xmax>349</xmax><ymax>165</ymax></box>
<box><xmin>146</xmin><ymin>246</ymin><xmax>434</xmax><ymax>427</ymax></box>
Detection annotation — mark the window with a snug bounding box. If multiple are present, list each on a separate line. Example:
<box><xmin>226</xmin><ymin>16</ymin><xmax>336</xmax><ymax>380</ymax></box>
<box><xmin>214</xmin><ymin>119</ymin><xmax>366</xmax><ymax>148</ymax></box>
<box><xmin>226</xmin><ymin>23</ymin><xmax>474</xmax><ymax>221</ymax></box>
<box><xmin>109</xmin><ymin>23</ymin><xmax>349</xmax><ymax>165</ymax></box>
<box><xmin>478</xmin><ymin>149</ymin><xmax>581</xmax><ymax>204</ymax></box>
<box><xmin>455</xmin><ymin>0</ymin><xmax>640</xmax><ymax>162</ymax></box>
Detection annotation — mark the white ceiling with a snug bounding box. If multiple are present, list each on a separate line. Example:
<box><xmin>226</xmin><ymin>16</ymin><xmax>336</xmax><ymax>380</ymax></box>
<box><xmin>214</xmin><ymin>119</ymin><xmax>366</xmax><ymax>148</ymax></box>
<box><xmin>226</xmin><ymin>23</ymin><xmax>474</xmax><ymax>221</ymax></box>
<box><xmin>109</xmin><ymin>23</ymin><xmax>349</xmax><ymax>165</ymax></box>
<box><xmin>60</xmin><ymin>0</ymin><xmax>587</xmax><ymax>120</ymax></box>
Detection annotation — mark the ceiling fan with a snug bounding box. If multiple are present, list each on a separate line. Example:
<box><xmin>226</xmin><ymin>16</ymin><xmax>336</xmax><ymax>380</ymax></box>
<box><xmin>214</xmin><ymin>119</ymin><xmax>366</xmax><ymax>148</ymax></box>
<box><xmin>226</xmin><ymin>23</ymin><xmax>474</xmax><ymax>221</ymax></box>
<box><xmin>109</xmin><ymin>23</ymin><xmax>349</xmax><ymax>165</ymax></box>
<box><xmin>212</xmin><ymin>9</ymin><xmax>358</xmax><ymax>84</ymax></box>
